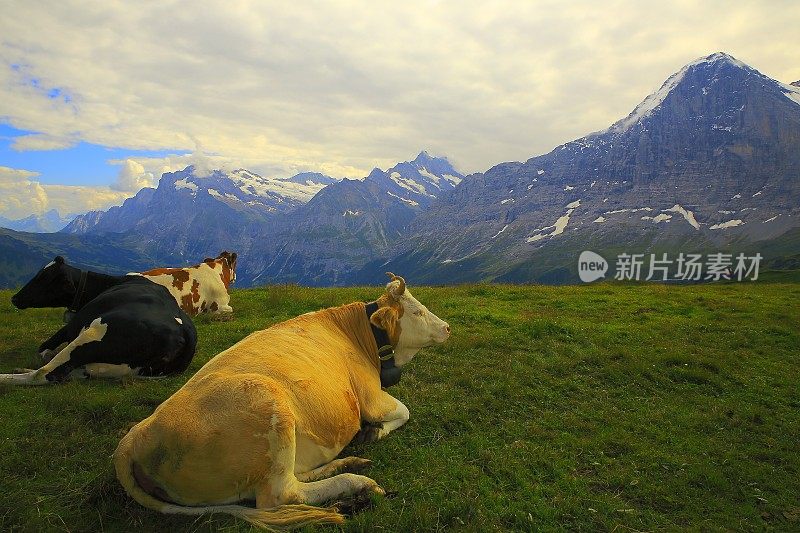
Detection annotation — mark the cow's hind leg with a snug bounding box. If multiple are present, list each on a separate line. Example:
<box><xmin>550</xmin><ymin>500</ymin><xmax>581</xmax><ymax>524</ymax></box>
<box><xmin>296</xmin><ymin>457</ymin><xmax>373</xmax><ymax>482</ymax></box>
<box><xmin>254</xmin><ymin>395</ymin><xmax>383</xmax><ymax>511</ymax></box>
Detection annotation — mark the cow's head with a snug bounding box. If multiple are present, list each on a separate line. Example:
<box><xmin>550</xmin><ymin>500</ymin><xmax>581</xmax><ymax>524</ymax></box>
<box><xmin>369</xmin><ymin>272</ymin><xmax>450</xmax><ymax>366</ymax></box>
<box><xmin>205</xmin><ymin>251</ymin><xmax>238</xmax><ymax>288</ymax></box>
<box><xmin>11</xmin><ymin>256</ymin><xmax>75</xmax><ymax>309</ymax></box>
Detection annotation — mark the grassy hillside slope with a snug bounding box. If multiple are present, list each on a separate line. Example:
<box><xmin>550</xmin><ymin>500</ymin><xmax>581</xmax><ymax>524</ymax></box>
<box><xmin>0</xmin><ymin>282</ymin><xmax>798</xmax><ymax>531</ymax></box>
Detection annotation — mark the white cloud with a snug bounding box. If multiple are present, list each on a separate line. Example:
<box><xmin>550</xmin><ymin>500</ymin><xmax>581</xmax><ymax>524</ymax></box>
<box><xmin>0</xmin><ymin>166</ymin><xmax>49</xmax><ymax>218</ymax></box>
<box><xmin>10</xmin><ymin>133</ymin><xmax>75</xmax><ymax>151</ymax></box>
<box><xmin>111</xmin><ymin>159</ymin><xmax>155</xmax><ymax>192</ymax></box>
<box><xmin>0</xmin><ymin>0</ymin><xmax>798</xmax><ymax>182</ymax></box>
<box><xmin>0</xmin><ymin>165</ymin><xmax>130</xmax><ymax>219</ymax></box>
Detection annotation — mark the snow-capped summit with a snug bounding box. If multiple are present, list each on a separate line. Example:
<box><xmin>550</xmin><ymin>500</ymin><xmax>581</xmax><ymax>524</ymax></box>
<box><xmin>365</xmin><ymin>151</ymin><xmax>464</xmax><ymax>208</ymax></box>
<box><xmin>63</xmin><ymin>166</ymin><xmax>339</xmax><ymax>236</ymax></box>
<box><xmin>161</xmin><ymin>166</ymin><xmax>341</xmax><ymax>209</ymax></box>
<box><xmin>608</xmin><ymin>52</ymin><xmax>762</xmax><ymax>134</ymax></box>
<box><xmin>227</xmin><ymin>168</ymin><xmax>338</xmax><ymax>203</ymax></box>
<box><xmin>285</xmin><ymin>172</ymin><xmax>339</xmax><ymax>187</ymax></box>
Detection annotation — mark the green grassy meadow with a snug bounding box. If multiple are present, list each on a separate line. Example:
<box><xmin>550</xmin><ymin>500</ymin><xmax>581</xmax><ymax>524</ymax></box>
<box><xmin>0</xmin><ymin>281</ymin><xmax>798</xmax><ymax>531</ymax></box>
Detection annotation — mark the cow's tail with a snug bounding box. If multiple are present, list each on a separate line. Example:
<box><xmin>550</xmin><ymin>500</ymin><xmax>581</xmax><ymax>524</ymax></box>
<box><xmin>112</xmin><ymin>431</ymin><xmax>344</xmax><ymax>530</ymax></box>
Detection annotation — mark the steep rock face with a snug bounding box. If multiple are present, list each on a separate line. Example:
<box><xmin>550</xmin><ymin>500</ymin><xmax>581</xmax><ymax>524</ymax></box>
<box><xmin>368</xmin><ymin>53</ymin><xmax>800</xmax><ymax>284</ymax></box>
<box><xmin>64</xmin><ymin>188</ymin><xmax>156</xmax><ymax>234</ymax></box>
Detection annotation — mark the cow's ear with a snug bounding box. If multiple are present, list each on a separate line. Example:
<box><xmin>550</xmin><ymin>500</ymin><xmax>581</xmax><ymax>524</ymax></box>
<box><xmin>370</xmin><ymin>306</ymin><xmax>400</xmax><ymax>342</ymax></box>
<box><xmin>54</xmin><ymin>256</ymin><xmax>65</xmax><ymax>265</ymax></box>
<box><xmin>230</xmin><ymin>252</ymin><xmax>237</xmax><ymax>264</ymax></box>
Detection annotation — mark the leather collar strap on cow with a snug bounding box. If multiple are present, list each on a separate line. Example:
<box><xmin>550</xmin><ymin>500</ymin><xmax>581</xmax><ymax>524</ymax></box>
<box><xmin>63</xmin><ymin>270</ymin><xmax>88</xmax><ymax>323</ymax></box>
<box><xmin>365</xmin><ymin>302</ymin><xmax>402</xmax><ymax>388</ymax></box>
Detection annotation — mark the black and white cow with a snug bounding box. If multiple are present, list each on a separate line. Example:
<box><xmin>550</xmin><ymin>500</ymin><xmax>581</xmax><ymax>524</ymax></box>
<box><xmin>3</xmin><ymin>256</ymin><xmax>197</xmax><ymax>385</ymax></box>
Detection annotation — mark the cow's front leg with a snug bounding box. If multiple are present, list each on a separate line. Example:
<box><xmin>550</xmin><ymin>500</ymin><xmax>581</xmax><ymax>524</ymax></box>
<box><xmin>357</xmin><ymin>393</ymin><xmax>409</xmax><ymax>443</ymax></box>
<box><xmin>38</xmin><ymin>325</ymin><xmax>73</xmax><ymax>362</ymax></box>
<box><xmin>36</xmin><ymin>318</ymin><xmax>108</xmax><ymax>383</ymax></box>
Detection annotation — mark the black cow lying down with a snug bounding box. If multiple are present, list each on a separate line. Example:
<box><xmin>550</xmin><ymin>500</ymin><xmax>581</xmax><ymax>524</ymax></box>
<box><xmin>2</xmin><ymin>256</ymin><xmax>197</xmax><ymax>385</ymax></box>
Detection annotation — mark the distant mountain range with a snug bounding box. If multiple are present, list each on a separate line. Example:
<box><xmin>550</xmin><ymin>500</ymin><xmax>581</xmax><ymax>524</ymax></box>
<box><xmin>49</xmin><ymin>152</ymin><xmax>464</xmax><ymax>286</ymax></box>
<box><xmin>0</xmin><ymin>209</ymin><xmax>74</xmax><ymax>233</ymax></box>
<box><xmin>1</xmin><ymin>52</ymin><xmax>798</xmax><ymax>288</ymax></box>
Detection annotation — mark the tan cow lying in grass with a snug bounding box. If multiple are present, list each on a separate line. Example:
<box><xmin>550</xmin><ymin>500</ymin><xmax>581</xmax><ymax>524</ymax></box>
<box><xmin>136</xmin><ymin>251</ymin><xmax>237</xmax><ymax>316</ymax></box>
<box><xmin>114</xmin><ymin>273</ymin><xmax>450</xmax><ymax>529</ymax></box>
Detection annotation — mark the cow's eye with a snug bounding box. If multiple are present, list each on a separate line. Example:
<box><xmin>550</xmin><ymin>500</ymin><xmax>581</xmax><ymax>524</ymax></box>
<box><xmin>414</xmin><ymin>310</ymin><xmax>424</xmax><ymax>316</ymax></box>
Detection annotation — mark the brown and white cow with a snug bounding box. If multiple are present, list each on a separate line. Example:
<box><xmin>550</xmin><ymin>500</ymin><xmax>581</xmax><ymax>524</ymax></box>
<box><xmin>114</xmin><ymin>273</ymin><xmax>450</xmax><ymax>529</ymax></box>
<box><xmin>136</xmin><ymin>251</ymin><xmax>237</xmax><ymax>316</ymax></box>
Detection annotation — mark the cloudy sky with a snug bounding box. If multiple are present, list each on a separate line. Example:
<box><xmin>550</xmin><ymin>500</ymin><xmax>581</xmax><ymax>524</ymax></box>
<box><xmin>1</xmin><ymin>0</ymin><xmax>798</xmax><ymax>219</ymax></box>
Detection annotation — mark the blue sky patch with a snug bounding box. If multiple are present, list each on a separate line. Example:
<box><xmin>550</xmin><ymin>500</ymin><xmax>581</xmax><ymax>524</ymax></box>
<box><xmin>0</xmin><ymin>124</ymin><xmax>188</xmax><ymax>186</ymax></box>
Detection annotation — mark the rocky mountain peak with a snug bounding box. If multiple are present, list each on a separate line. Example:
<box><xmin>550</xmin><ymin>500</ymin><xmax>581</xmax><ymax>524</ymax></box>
<box><xmin>285</xmin><ymin>172</ymin><xmax>339</xmax><ymax>186</ymax></box>
<box><xmin>361</xmin><ymin>152</ymin><xmax>464</xmax><ymax>208</ymax></box>
<box><xmin>605</xmin><ymin>52</ymin><xmax>762</xmax><ymax>135</ymax></box>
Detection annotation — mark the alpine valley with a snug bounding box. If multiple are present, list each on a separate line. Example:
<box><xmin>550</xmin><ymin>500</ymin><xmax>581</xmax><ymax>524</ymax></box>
<box><xmin>1</xmin><ymin>52</ymin><xmax>798</xmax><ymax>288</ymax></box>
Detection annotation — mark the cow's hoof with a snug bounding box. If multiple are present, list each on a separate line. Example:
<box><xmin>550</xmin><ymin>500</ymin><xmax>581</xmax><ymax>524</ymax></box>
<box><xmin>343</xmin><ymin>457</ymin><xmax>373</xmax><ymax>473</ymax></box>
<box><xmin>45</xmin><ymin>368</ymin><xmax>72</xmax><ymax>383</ymax></box>
<box><xmin>352</xmin><ymin>422</ymin><xmax>383</xmax><ymax>444</ymax></box>
<box><xmin>336</xmin><ymin>481</ymin><xmax>385</xmax><ymax>517</ymax></box>
<box><xmin>369</xmin><ymin>483</ymin><xmax>385</xmax><ymax>497</ymax></box>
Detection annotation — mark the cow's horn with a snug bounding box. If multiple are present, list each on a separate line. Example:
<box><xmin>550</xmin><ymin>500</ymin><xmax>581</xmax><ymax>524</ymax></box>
<box><xmin>385</xmin><ymin>272</ymin><xmax>406</xmax><ymax>294</ymax></box>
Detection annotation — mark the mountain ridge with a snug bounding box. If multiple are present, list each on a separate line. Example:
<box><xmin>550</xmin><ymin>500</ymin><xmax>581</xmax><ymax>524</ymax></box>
<box><xmin>360</xmin><ymin>52</ymin><xmax>800</xmax><ymax>284</ymax></box>
<box><xmin>2</xmin><ymin>52</ymin><xmax>798</xmax><ymax>288</ymax></box>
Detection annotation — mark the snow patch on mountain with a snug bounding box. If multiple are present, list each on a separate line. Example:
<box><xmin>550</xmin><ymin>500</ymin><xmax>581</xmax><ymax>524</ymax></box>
<box><xmin>526</xmin><ymin>202</ymin><xmax>578</xmax><ymax>243</ymax></box>
<box><xmin>781</xmin><ymin>82</ymin><xmax>800</xmax><ymax>107</ymax></box>
<box><xmin>231</xmin><ymin>169</ymin><xmax>330</xmax><ymax>202</ymax></box>
<box><xmin>665</xmin><ymin>204</ymin><xmax>700</xmax><ymax>230</ymax></box>
<box><xmin>387</xmin><ymin>191</ymin><xmax>419</xmax><ymax>206</ymax></box>
<box><xmin>208</xmin><ymin>189</ymin><xmax>239</xmax><ymax>202</ymax></box>
<box><xmin>710</xmin><ymin>219</ymin><xmax>744</xmax><ymax>230</ymax></box>
<box><xmin>175</xmin><ymin>178</ymin><xmax>198</xmax><ymax>195</ymax></box>
<box><xmin>492</xmin><ymin>224</ymin><xmax>509</xmax><ymax>239</ymax></box>
<box><xmin>417</xmin><ymin>168</ymin><xmax>442</xmax><ymax>186</ymax></box>
<box><xmin>390</xmin><ymin>172</ymin><xmax>431</xmax><ymax>196</ymax></box>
